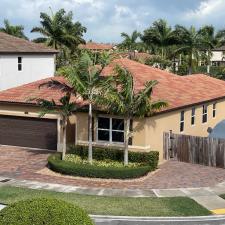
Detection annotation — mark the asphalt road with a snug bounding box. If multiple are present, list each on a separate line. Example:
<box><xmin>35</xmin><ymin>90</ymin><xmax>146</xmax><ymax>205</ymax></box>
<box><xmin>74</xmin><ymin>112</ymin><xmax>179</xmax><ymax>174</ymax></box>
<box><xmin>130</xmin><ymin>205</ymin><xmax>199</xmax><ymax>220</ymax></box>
<box><xmin>92</xmin><ymin>215</ymin><xmax>225</xmax><ymax>225</ymax></box>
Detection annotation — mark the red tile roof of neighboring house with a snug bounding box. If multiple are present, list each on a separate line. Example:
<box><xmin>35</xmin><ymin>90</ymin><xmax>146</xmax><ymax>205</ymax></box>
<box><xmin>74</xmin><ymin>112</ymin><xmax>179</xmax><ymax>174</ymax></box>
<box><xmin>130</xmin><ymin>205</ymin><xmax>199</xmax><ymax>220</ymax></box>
<box><xmin>79</xmin><ymin>42</ymin><xmax>114</xmax><ymax>50</ymax></box>
<box><xmin>0</xmin><ymin>58</ymin><xmax>225</xmax><ymax>113</ymax></box>
<box><xmin>0</xmin><ymin>32</ymin><xmax>58</xmax><ymax>54</ymax></box>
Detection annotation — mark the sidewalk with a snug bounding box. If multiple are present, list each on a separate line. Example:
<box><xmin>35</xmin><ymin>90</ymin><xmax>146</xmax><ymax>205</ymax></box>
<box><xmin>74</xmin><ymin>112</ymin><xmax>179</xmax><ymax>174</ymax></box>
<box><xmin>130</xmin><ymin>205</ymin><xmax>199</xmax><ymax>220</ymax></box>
<box><xmin>1</xmin><ymin>176</ymin><xmax>225</xmax><ymax>215</ymax></box>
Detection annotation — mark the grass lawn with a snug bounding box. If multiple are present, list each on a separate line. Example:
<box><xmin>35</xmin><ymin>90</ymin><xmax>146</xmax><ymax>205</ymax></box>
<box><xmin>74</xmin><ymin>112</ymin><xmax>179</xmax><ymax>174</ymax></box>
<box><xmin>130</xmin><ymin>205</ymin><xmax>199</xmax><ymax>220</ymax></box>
<box><xmin>0</xmin><ymin>185</ymin><xmax>211</xmax><ymax>217</ymax></box>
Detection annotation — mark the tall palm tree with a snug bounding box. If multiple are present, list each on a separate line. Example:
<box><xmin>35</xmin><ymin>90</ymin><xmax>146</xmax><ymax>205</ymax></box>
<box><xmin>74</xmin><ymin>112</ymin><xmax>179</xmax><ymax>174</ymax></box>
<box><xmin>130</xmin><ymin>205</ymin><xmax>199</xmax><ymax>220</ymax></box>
<box><xmin>0</xmin><ymin>19</ymin><xmax>28</xmax><ymax>39</ymax></box>
<box><xmin>33</xmin><ymin>88</ymin><xmax>77</xmax><ymax>160</ymax></box>
<box><xmin>104</xmin><ymin>66</ymin><xmax>167</xmax><ymax>165</ymax></box>
<box><xmin>142</xmin><ymin>19</ymin><xmax>177</xmax><ymax>59</ymax></box>
<box><xmin>174</xmin><ymin>25</ymin><xmax>212</xmax><ymax>74</ymax></box>
<box><xmin>120</xmin><ymin>30</ymin><xmax>141</xmax><ymax>51</ymax></box>
<box><xmin>64</xmin><ymin>53</ymin><xmax>112</xmax><ymax>164</ymax></box>
<box><xmin>31</xmin><ymin>8</ymin><xmax>86</xmax><ymax>50</ymax></box>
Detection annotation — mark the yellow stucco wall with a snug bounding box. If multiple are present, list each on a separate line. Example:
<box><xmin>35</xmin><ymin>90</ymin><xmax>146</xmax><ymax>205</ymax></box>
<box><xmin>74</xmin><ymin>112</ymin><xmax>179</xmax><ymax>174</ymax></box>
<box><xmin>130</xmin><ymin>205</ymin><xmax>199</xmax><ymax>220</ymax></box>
<box><xmin>146</xmin><ymin>99</ymin><xmax>225</xmax><ymax>161</ymax></box>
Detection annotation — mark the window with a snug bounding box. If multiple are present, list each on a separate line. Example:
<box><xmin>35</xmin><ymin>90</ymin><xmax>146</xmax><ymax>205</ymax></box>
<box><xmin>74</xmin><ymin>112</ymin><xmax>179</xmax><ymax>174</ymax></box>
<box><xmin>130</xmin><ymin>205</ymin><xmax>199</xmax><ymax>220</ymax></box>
<box><xmin>180</xmin><ymin>111</ymin><xmax>184</xmax><ymax>132</ymax></box>
<box><xmin>213</xmin><ymin>103</ymin><xmax>216</xmax><ymax>118</ymax></box>
<box><xmin>191</xmin><ymin>108</ymin><xmax>195</xmax><ymax>125</ymax></box>
<box><xmin>18</xmin><ymin>57</ymin><xmax>22</xmax><ymax>71</ymax></box>
<box><xmin>202</xmin><ymin>105</ymin><xmax>208</xmax><ymax>123</ymax></box>
<box><xmin>97</xmin><ymin>117</ymin><xmax>125</xmax><ymax>143</ymax></box>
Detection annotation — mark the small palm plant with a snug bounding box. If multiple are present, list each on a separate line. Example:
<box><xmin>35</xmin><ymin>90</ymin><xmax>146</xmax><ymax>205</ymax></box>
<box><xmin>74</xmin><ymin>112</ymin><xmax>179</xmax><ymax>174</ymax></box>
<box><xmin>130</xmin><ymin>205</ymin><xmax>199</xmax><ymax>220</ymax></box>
<box><xmin>33</xmin><ymin>85</ymin><xmax>77</xmax><ymax>160</ymax></box>
<box><xmin>104</xmin><ymin>66</ymin><xmax>167</xmax><ymax>165</ymax></box>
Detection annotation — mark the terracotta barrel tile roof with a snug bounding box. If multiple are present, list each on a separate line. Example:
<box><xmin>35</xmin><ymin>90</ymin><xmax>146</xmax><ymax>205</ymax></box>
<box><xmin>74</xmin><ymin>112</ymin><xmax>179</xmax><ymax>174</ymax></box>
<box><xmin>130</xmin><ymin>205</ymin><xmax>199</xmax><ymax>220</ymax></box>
<box><xmin>79</xmin><ymin>42</ymin><xmax>114</xmax><ymax>50</ymax></box>
<box><xmin>0</xmin><ymin>32</ymin><xmax>58</xmax><ymax>54</ymax></box>
<box><xmin>0</xmin><ymin>58</ymin><xmax>225</xmax><ymax>113</ymax></box>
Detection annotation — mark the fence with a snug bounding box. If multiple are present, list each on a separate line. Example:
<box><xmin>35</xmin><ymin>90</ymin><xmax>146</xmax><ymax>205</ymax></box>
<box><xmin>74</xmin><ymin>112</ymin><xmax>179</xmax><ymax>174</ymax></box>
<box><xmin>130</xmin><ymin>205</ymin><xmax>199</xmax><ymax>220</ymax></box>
<box><xmin>163</xmin><ymin>132</ymin><xmax>225</xmax><ymax>168</ymax></box>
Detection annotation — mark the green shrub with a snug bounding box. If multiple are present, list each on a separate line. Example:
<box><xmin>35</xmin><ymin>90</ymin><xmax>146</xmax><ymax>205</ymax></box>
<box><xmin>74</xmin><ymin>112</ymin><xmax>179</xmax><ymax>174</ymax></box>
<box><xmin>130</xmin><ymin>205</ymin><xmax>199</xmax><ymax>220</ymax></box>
<box><xmin>68</xmin><ymin>145</ymin><xmax>159</xmax><ymax>169</ymax></box>
<box><xmin>0</xmin><ymin>198</ymin><xmax>94</xmax><ymax>225</ymax></box>
<box><xmin>48</xmin><ymin>153</ymin><xmax>153</xmax><ymax>179</ymax></box>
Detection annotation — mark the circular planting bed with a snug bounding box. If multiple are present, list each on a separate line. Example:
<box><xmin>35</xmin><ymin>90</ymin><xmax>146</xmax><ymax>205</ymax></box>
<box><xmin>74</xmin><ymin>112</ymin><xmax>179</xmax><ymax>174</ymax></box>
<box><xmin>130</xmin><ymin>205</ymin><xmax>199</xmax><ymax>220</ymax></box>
<box><xmin>0</xmin><ymin>198</ymin><xmax>94</xmax><ymax>225</ymax></box>
<box><xmin>48</xmin><ymin>146</ymin><xmax>159</xmax><ymax>179</ymax></box>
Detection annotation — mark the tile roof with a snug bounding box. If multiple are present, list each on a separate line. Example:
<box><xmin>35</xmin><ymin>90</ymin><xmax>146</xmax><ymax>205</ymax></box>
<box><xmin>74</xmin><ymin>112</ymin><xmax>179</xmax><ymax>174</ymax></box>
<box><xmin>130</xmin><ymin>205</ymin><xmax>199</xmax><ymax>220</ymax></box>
<box><xmin>0</xmin><ymin>58</ymin><xmax>225</xmax><ymax>113</ymax></box>
<box><xmin>79</xmin><ymin>42</ymin><xmax>114</xmax><ymax>50</ymax></box>
<box><xmin>0</xmin><ymin>77</ymin><xmax>82</xmax><ymax>106</ymax></box>
<box><xmin>0</xmin><ymin>32</ymin><xmax>58</xmax><ymax>54</ymax></box>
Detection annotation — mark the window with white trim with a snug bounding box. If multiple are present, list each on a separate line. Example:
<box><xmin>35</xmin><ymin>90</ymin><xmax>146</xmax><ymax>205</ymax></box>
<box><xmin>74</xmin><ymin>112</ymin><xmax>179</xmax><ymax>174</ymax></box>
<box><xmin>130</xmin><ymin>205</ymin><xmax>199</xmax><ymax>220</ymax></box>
<box><xmin>213</xmin><ymin>103</ymin><xmax>216</xmax><ymax>118</ymax></box>
<box><xmin>202</xmin><ymin>105</ymin><xmax>208</xmax><ymax>123</ymax></box>
<box><xmin>18</xmin><ymin>57</ymin><xmax>22</xmax><ymax>71</ymax></box>
<box><xmin>191</xmin><ymin>107</ymin><xmax>195</xmax><ymax>125</ymax></box>
<box><xmin>180</xmin><ymin>111</ymin><xmax>184</xmax><ymax>132</ymax></box>
<box><xmin>97</xmin><ymin>117</ymin><xmax>124</xmax><ymax>143</ymax></box>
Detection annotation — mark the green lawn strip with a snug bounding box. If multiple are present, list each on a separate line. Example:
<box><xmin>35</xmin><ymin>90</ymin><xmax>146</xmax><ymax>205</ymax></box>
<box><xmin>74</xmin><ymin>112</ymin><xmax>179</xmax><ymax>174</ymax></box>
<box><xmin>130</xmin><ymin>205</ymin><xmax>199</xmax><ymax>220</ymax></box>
<box><xmin>0</xmin><ymin>186</ymin><xmax>211</xmax><ymax>217</ymax></box>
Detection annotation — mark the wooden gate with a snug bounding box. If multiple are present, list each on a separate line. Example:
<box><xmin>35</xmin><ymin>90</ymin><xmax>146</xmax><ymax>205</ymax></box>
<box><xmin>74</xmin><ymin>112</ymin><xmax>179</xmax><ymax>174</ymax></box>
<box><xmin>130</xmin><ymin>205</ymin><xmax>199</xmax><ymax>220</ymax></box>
<box><xmin>163</xmin><ymin>132</ymin><xmax>225</xmax><ymax>168</ymax></box>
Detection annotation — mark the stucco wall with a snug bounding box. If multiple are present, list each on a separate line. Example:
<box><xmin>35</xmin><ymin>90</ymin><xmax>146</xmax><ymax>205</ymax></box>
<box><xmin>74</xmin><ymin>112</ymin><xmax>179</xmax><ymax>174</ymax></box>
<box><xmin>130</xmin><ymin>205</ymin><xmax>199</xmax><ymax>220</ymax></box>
<box><xmin>211</xmin><ymin>51</ymin><xmax>224</xmax><ymax>62</ymax></box>
<box><xmin>146</xmin><ymin>99</ymin><xmax>225</xmax><ymax>161</ymax></box>
<box><xmin>0</xmin><ymin>54</ymin><xmax>55</xmax><ymax>90</ymax></box>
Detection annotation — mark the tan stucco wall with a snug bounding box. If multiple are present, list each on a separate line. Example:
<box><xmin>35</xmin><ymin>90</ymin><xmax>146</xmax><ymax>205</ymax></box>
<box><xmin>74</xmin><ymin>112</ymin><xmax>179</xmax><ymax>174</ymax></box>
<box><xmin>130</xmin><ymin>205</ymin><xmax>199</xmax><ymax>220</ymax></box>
<box><xmin>146</xmin><ymin>99</ymin><xmax>225</xmax><ymax>161</ymax></box>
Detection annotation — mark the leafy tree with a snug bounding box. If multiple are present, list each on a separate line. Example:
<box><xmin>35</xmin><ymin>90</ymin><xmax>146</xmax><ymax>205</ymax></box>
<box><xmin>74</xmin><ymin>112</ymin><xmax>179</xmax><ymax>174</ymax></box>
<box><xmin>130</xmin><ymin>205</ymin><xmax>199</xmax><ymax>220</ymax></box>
<box><xmin>142</xmin><ymin>19</ymin><xmax>177</xmax><ymax>59</ymax></box>
<box><xmin>0</xmin><ymin>19</ymin><xmax>28</xmax><ymax>39</ymax></box>
<box><xmin>104</xmin><ymin>66</ymin><xmax>167</xmax><ymax>165</ymax></box>
<box><xmin>33</xmin><ymin>82</ymin><xmax>76</xmax><ymax>160</ymax></box>
<box><xmin>120</xmin><ymin>30</ymin><xmax>141</xmax><ymax>51</ymax></box>
<box><xmin>31</xmin><ymin>8</ymin><xmax>86</xmax><ymax>50</ymax></box>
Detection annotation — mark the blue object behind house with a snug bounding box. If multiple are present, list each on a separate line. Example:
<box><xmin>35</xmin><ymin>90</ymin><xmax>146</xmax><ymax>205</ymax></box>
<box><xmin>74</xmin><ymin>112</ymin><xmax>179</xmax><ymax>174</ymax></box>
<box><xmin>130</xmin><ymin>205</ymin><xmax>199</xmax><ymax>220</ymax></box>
<box><xmin>209</xmin><ymin>120</ymin><xmax>225</xmax><ymax>139</ymax></box>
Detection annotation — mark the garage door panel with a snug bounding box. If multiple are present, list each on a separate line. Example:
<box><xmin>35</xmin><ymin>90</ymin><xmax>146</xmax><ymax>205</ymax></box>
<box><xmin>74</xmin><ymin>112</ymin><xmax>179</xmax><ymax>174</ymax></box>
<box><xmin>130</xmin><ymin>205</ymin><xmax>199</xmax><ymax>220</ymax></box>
<box><xmin>0</xmin><ymin>115</ymin><xmax>57</xmax><ymax>150</ymax></box>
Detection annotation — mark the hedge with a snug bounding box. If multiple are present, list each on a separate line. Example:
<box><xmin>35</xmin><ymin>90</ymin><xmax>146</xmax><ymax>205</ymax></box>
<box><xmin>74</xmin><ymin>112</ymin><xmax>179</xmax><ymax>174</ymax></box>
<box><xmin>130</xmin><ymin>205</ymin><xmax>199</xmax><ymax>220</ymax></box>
<box><xmin>68</xmin><ymin>145</ymin><xmax>159</xmax><ymax>169</ymax></box>
<box><xmin>48</xmin><ymin>146</ymin><xmax>159</xmax><ymax>179</ymax></box>
<box><xmin>0</xmin><ymin>198</ymin><xmax>94</xmax><ymax>225</ymax></box>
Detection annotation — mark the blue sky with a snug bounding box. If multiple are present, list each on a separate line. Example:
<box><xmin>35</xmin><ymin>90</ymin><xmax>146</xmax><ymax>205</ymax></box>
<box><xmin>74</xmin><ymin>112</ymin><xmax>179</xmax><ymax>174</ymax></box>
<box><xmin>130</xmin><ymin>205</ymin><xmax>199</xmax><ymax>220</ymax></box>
<box><xmin>0</xmin><ymin>0</ymin><xmax>224</xmax><ymax>43</ymax></box>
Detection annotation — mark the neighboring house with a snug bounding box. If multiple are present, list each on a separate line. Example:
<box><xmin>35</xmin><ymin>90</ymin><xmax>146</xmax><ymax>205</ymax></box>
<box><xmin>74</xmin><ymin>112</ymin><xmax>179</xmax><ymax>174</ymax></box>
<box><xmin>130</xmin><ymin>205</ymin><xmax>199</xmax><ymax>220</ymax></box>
<box><xmin>79</xmin><ymin>42</ymin><xmax>116</xmax><ymax>52</ymax></box>
<box><xmin>0</xmin><ymin>59</ymin><xmax>225</xmax><ymax>162</ymax></box>
<box><xmin>210</xmin><ymin>46</ymin><xmax>225</xmax><ymax>66</ymax></box>
<box><xmin>0</xmin><ymin>32</ymin><xmax>58</xmax><ymax>90</ymax></box>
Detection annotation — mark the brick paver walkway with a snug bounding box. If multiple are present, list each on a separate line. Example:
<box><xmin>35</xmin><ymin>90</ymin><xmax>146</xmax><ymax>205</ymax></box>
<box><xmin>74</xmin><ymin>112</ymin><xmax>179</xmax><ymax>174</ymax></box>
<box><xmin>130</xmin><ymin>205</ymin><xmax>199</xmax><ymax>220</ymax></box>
<box><xmin>1</xmin><ymin>146</ymin><xmax>225</xmax><ymax>189</ymax></box>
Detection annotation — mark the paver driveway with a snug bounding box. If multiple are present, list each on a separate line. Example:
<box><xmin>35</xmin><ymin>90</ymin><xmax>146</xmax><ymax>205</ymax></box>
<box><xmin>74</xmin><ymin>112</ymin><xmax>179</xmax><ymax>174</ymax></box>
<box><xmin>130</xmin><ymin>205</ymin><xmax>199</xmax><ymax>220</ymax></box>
<box><xmin>1</xmin><ymin>145</ymin><xmax>225</xmax><ymax>189</ymax></box>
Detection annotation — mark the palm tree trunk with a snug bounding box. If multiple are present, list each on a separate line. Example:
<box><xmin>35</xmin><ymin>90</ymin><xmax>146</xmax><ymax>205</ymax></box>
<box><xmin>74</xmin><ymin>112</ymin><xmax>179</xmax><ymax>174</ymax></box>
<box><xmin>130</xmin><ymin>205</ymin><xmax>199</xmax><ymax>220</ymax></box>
<box><xmin>188</xmin><ymin>53</ymin><xmax>193</xmax><ymax>75</ymax></box>
<box><xmin>124</xmin><ymin>118</ymin><xmax>130</xmax><ymax>166</ymax></box>
<box><xmin>88</xmin><ymin>103</ymin><xmax>93</xmax><ymax>164</ymax></box>
<box><xmin>62</xmin><ymin>120</ymin><xmax>67</xmax><ymax>160</ymax></box>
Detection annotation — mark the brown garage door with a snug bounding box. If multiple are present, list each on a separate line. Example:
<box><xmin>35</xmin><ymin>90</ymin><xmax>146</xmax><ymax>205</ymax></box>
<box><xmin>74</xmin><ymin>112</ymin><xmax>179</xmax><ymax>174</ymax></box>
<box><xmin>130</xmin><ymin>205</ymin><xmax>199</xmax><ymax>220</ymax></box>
<box><xmin>0</xmin><ymin>115</ymin><xmax>57</xmax><ymax>150</ymax></box>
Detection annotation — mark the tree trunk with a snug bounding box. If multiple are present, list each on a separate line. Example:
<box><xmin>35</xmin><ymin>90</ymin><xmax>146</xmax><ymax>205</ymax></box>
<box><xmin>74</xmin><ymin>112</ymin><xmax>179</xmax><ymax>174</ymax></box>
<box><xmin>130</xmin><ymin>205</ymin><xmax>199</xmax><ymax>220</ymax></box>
<box><xmin>188</xmin><ymin>53</ymin><xmax>193</xmax><ymax>75</ymax></box>
<box><xmin>62</xmin><ymin>120</ymin><xmax>67</xmax><ymax>160</ymax></box>
<box><xmin>124</xmin><ymin>118</ymin><xmax>130</xmax><ymax>166</ymax></box>
<box><xmin>88</xmin><ymin>103</ymin><xmax>93</xmax><ymax>164</ymax></box>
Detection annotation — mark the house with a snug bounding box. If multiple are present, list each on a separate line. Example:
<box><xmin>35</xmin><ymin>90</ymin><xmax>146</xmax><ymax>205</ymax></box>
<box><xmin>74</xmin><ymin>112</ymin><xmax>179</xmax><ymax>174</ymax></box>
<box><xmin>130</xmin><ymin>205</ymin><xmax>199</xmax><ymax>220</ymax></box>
<box><xmin>209</xmin><ymin>46</ymin><xmax>225</xmax><ymax>66</ymax></box>
<box><xmin>0</xmin><ymin>59</ymin><xmax>225</xmax><ymax>162</ymax></box>
<box><xmin>79</xmin><ymin>42</ymin><xmax>116</xmax><ymax>52</ymax></box>
<box><xmin>0</xmin><ymin>32</ymin><xmax>58</xmax><ymax>90</ymax></box>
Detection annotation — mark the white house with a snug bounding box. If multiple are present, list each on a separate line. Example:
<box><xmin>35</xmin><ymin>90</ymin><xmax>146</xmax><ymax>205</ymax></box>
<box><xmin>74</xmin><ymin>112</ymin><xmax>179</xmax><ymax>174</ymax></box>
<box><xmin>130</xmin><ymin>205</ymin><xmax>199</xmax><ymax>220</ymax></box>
<box><xmin>210</xmin><ymin>46</ymin><xmax>225</xmax><ymax>66</ymax></box>
<box><xmin>0</xmin><ymin>32</ymin><xmax>58</xmax><ymax>90</ymax></box>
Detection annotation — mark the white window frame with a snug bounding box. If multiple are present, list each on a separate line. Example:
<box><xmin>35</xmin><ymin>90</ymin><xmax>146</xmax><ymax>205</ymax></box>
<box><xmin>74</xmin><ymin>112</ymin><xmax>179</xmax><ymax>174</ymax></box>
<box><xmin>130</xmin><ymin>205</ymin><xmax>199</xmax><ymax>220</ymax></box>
<box><xmin>18</xmin><ymin>57</ymin><xmax>22</xmax><ymax>71</ymax></box>
<box><xmin>97</xmin><ymin>116</ymin><xmax>125</xmax><ymax>144</ymax></box>
<box><xmin>213</xmin><ymin>103</ymin><xmax>216</xmax><ymax>118</ymax></box>
<box><xmin>180</xmin><ymin>111</ymin><xmax>185</xmax><ymax>132</ymax></box>
<box><xmin>202</xmin><ymin>105</ymin><xmax>208</xmax><ymax>123</ymax></box>
<box><xmin>191</xmin><ymin>107</ymin><xmax>195</xmax><ymax>126</ymax></box>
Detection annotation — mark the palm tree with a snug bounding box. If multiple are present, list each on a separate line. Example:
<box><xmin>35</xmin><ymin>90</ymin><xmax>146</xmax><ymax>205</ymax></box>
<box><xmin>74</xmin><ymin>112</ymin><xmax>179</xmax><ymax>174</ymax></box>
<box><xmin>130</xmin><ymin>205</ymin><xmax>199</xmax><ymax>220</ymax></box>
<box><xmin>33</xmin><ymin>82</ymin><xmax>77</xmax><ymax>160</ymax></box>
<box><xmin>174</xmin><ymin>25</ymin><xmax>212</xmax><ymax>74</ymax></box>
<box><xmin>142</xmin><ymin>19</ymin><xmax>177</xmax><ymax>59</ymax></box>
<box><xmin>120</xmin><ymin>30</ymin><xmax>141</xmax><ymax>51</ymax></box>
<box><xmin>0</xmin><ymin>19</ymin><xmax>28</xmax><ymax>39</ymax></box>
<box><xmin>31</xmin><ymin>8</ymin><xmax>86</xmax><ymax>50</ymax></box>
<box><xmin>64</xmin><ymin>52</ymin><xmax>112</xmax><ymax>164</ymax></box>
<box><xmin>105</xmin><ymin>66</ymin><xmax>167</xmax><ymax>165</ymax></box>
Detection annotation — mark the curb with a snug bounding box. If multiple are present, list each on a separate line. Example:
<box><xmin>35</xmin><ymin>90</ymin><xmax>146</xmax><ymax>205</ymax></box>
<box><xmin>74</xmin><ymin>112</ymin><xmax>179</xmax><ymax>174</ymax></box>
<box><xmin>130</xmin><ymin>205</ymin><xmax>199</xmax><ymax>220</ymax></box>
<box><xmin>91</xmin><ymin>214</ymin><xmax>225</xmax><ymax>222</ymax></box>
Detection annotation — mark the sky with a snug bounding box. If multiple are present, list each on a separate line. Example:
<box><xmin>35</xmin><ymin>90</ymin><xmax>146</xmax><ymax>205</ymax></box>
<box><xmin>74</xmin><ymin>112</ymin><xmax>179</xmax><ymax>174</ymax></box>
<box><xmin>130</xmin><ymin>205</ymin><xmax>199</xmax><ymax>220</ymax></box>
<box><xmin>0</xmin><ymin>0</ymin><xmax>225</xmax><ymax>43</ymax></box>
